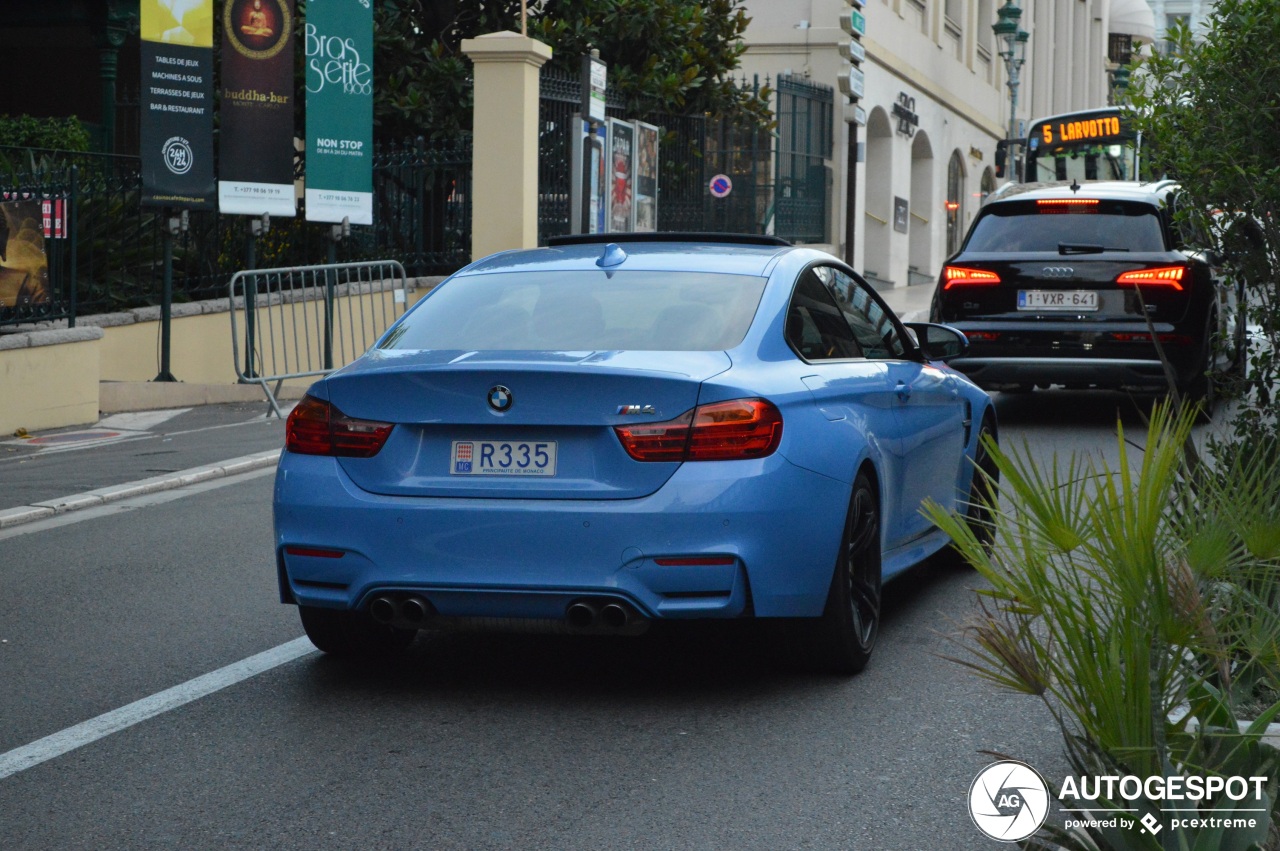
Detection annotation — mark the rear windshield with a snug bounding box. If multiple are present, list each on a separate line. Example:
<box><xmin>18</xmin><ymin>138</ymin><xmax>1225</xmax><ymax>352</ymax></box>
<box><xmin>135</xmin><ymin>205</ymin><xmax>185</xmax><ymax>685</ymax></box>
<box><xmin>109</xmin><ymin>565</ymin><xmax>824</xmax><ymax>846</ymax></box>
<box><xmin>964</xmin><ymin>200</ymin><xmax>1167</xmax><ymax>253</ymax></box>
<box><xmin>380</xmin><ymin>270</ymin><xmax>768</xmax><ymax>351</ymax></box>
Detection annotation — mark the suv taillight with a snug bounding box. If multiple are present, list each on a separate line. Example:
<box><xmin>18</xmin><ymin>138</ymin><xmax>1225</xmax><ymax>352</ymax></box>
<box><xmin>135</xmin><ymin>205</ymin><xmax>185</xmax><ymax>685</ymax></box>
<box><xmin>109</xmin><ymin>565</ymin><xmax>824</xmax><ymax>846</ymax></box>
<box><xmin>286</xmin><ymin>395</ymin><xmax>394</xmax><ymax>458</ymax></box>
<box><xmin>1115</xmin><ymin>266</ymin><xmax>1187</xmax><ymax>291</ymax></box>
<box><xmin>615</xmin><ymin>398</ymin><xmax>783</xmax><ymax>462</ymax></box>
<box><xmin>943</xmin><ymin>266</ymin><xmax>1001</xmax><ymax>289</ymax></box>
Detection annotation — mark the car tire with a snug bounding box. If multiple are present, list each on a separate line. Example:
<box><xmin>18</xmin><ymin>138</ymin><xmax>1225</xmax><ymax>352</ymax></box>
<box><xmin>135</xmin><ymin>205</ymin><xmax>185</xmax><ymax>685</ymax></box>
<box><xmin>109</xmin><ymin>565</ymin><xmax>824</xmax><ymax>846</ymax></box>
<box><xmin>946</xmin><ymin>415</ymin><xmax>999</xmax><ymax>569</ymax></box>
<box><xmin>298</xmin><ymin>605</ymin><xmax>417</xmax><ymax>657</ymax></box>
<box><xmin>1181</xmin><ymin>316</ymin><xmax>1218</xmax><ymax>419</ymax></box>
<box><xmin>802</xmin><ymin>472</ymin><xmax>881</xmax><ymax>675</ymax></box>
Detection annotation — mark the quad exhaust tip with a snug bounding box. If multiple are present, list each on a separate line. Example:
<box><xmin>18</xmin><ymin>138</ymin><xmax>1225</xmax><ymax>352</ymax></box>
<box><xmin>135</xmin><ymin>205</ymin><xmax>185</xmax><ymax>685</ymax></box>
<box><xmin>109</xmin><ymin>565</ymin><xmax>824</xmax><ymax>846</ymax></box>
<box><xmin>365</xmin><ymin>593</ymin><xmax>646</xmax><ymax>635</ymax></box>
<box><xmin>565</xmin><ymin>598</ymin><xmax>646</xmax><ymax>634</ymax></box>
<box><xmin>368</xmin><ymin>594</ymin><xmax>435</xmax><ymax>627</ymax></box>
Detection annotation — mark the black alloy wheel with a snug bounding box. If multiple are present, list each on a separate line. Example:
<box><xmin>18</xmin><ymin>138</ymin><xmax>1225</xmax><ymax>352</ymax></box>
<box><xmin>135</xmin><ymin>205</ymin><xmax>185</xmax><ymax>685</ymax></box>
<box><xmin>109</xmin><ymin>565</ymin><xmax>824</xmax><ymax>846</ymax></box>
<box><xmin>298</xmin><ymin>605</ymin><xmax>417</xmax><ymax>658</ymax></box>
<box><xmin>805</xmin><ymin>471</ymin><xmax>882</xmax><ymax>674</ymax></box>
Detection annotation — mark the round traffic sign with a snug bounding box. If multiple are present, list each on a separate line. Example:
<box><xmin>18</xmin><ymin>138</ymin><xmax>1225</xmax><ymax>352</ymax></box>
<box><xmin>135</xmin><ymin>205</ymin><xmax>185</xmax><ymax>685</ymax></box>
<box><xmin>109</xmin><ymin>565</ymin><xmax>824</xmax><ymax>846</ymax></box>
<box><xmin>709</xmin><ymin>174</ymin><xmax>733</xmax><ymax>198</ymax></box>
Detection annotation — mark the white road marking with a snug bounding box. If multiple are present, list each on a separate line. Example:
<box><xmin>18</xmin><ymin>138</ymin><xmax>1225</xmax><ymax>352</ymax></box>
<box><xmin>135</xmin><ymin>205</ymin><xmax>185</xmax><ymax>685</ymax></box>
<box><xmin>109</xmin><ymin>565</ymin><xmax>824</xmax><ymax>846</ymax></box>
<box><xmin>0</xmin><ymin>637</ymin><xmax>316</xmax><ymax>782</ymax></box>
<box><xmin>0</xmin><ymin>464</ymin><xmax>277</xmax><ymax>539</ymax></box>
<box><xmin>97</xmin><ymin>409</ymin><xmax>193</xmax><ymax>431</ymax></box>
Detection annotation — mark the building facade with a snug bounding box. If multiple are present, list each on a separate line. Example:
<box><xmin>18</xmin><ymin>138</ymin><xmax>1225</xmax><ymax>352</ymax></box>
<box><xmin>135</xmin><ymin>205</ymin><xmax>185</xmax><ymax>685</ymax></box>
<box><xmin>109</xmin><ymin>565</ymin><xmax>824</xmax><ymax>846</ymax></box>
<box><xmin>737</xmin><ymin>0</ymin><xmax>1143</xmax><ymax>290</ymax></box>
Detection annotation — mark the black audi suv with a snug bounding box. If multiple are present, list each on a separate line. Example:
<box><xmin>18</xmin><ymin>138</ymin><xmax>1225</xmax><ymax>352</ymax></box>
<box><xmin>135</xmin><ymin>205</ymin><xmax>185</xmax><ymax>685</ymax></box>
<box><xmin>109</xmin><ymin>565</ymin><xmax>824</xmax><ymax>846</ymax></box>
<box><xmin>929</xmin><ymin>180</ymin><xmax>1244</xmax><ymax>403</ymax></box>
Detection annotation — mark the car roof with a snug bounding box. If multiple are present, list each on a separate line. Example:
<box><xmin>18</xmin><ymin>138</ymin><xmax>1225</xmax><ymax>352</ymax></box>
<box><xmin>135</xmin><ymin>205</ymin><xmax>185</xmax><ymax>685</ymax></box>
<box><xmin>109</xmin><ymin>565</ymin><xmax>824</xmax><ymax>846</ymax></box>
<box><xmin>462</xmin><ymin>234</ymin><xmax>796</xmax><ymax>277</ymax></box>
<box><xmin>986</xmin><ymin>179</ymin><xmax>1180</xmax><ymax>206</ymax></box>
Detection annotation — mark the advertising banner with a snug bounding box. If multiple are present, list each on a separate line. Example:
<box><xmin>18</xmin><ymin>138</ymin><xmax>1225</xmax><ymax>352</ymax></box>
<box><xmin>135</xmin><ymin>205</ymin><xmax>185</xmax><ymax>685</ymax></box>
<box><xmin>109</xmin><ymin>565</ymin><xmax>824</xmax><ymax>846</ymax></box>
<box><xmin>633</xmin><ymin>122</ymin><xmax>660</xmax><ymax>233</ymax></box>
<box><xmin>607</xmin><ymin>119</ymin><xmax>634</xmax><ymax>233</ymax></box>
<box><xmin>304</xmin><ymin>0</ymin><xmax>374</xmax><ymax>225</ymax></box>
<box><xmin>569</xmin><ymin>119</ymin><xmax>607</xmax><ymax>235</ymax></box>
<box><xmin>219</xmin><ymin>0</ymin><xmax>297</xmax><ymax>217</ymax></box>
<box><xmin>139</xmin><ymin>0</ymin><xmax>216</xmax><ymax>209</ymax></box>
<box><xmin>0</xmin><ymin>201</ymin><xmax>50</xmax><ymax>309</ymax></box>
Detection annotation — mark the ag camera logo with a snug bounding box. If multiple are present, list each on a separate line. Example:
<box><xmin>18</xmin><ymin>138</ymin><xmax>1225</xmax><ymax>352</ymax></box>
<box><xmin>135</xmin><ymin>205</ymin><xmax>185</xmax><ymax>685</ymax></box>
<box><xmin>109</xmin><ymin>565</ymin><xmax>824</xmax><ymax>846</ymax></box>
<box><xmin>968</xmin><ymin>760</ymin><xmax>1050</xmax><ymax>842</ymax></box>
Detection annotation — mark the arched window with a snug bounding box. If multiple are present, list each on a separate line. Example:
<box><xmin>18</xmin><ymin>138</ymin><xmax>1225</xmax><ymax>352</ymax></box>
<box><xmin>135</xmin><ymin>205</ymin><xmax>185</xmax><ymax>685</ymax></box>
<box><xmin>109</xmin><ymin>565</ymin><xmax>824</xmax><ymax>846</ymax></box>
<box><xmin>980</xmin><ymin>167</ymin><xmax>996</xmax><ymax>205</ymax></box>
<box><xmin>946</xmin><ymin>151</ymin><xmax>966</xmax><ymax>255</ymax></box>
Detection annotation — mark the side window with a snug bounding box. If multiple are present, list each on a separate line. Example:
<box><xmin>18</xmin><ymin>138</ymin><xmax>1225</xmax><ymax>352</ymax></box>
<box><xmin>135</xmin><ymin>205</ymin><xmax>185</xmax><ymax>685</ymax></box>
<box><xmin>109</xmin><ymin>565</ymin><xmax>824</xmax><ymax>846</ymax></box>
<box><xmin>786</xmin><ymin>269</ymin><xmax>860</xmax><ymax>360</ymax></box>
<box><xmin>818</xmin><ymin>266</ymin><xmax>908</xmax><ymax>360</ymax></box>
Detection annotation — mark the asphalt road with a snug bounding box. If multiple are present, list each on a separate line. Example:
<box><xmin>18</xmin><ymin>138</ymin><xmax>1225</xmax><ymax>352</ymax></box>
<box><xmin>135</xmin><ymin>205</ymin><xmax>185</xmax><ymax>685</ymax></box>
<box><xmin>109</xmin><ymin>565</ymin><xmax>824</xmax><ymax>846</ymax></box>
<box><xmin>0</xmin><ymin>391</ymin><xmax>1222</xmax><ymax>850</ymax></box>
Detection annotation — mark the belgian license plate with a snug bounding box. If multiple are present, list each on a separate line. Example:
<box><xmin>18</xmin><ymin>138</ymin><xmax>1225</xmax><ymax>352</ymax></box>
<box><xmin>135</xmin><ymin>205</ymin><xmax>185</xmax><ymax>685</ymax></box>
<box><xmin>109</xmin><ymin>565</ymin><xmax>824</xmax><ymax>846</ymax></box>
<box><xmin>450</xmin><ymin>441</ymin><xmax>558</xmax><ymax>476</ymax></box>
<box><xmin>1018</xmin><ymin>290</ymin><xmax>1099</xmax><ymax>311</ymax></box>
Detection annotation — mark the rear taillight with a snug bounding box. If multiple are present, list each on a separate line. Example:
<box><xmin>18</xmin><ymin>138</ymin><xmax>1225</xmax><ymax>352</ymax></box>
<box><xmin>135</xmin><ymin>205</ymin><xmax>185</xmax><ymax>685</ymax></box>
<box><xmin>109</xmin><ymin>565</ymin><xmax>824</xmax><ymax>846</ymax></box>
<box><xmin>615</xmin><ymin>398</ymin><xmax>783</xmax><ymax>462</ymax></box>
<box><xmin>286</xmin><ymin>395</ymin><xmax>394</xmax><ymax>458</ymax></box>
<box><xmin>1115</xmin><ymin>266</ymin><xmax>1186</xmax><ymax>291</ymax></box>
<box><xmin>964</xmin><ymin>331</ymin><xmax>1001</xmax><ymax>342</ymax></box>
<box><xmin>943</xmin><ymin>266</ymin><xmax>1001</xmax><ymax>290</ymax></box>
<box><xmin>1110</xmin><ymin>332</ymin><xmax>1194</xmax><ymax>345</ymax></box>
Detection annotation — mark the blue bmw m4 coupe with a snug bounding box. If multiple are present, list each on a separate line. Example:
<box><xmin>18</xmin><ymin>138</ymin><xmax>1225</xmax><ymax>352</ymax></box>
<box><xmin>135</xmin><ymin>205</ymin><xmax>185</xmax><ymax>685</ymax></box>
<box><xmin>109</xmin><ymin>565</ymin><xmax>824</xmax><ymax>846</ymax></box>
<box><xmin>273</xmin><ymin>234</ymin><xmax>997</xmax><ymax>673</ymax></box>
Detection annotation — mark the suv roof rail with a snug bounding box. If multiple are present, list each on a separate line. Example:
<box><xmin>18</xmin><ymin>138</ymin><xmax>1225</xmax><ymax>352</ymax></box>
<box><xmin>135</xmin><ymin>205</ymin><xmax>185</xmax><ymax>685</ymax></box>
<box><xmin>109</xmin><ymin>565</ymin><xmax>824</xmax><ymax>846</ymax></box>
<box><xmin>546</xmin><ymin>232</ymin><xmax>793</xmax><ymax>248</ymax></box>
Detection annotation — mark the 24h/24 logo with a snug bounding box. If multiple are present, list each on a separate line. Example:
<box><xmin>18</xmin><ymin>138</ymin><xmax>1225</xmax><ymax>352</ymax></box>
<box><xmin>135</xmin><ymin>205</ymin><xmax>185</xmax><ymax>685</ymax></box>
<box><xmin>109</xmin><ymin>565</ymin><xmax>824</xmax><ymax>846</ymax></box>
<box><xmin>968</xmin><ymin>760</ymin><xmax>1051</xmax><ymax>842</ymax></box>
<box><xmin>162</xmin><ymin>137</ymin><xmax>194</xmax><ymax>176</ymax></box>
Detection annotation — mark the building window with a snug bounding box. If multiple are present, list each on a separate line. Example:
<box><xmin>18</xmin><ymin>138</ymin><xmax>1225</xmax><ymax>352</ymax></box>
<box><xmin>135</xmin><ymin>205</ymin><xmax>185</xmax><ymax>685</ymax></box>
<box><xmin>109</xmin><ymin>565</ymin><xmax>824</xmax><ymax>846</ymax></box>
<box><xmin>978</xmin><ymin>0</ymin><xmax>993</xmax><ymax>53</ymax></box>
<box><xmin>1164</xmin><ymin>13</ymin><xmax>1190</xmax><ymax>53</ymax></box>
<box><xmin>980</xmin><ymin>168</ymin><xmax>996</xmax><ymax>205</ymax></box>
<box><xmin>1109</xmin><ymin>32</ymin><xmax>1133</xmax><ymax>65</ymax></box>
<box><xmin>946</xmin><ymin>151</ymin><xmax>966</xmax><ymax>255</ymax></box>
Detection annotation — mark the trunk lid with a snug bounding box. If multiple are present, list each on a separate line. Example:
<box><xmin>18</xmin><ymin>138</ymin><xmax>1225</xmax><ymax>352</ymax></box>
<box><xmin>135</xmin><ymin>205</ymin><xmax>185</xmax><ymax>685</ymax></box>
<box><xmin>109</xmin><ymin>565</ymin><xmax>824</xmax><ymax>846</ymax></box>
<box><xmin>322</xmin><ymin>349</ymin><xmax>731</xmax><ymax>499</ymax></box>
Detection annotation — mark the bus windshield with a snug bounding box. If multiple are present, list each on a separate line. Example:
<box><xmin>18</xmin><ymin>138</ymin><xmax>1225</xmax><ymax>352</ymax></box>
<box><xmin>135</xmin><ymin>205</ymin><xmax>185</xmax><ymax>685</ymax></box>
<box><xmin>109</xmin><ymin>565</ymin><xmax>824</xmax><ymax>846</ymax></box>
<box><xmin>1023</xmin><ymin>108</ymin><xmax>1140</xmax><ymax>183</ymax></box>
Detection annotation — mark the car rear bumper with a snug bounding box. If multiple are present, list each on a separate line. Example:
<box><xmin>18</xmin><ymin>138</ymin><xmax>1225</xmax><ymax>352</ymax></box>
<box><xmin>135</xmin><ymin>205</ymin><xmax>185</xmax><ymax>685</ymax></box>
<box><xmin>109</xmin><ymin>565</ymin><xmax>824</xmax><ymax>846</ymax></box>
<box><xmin>950</xmin><ymin>356</ymin><xmax>1172</xmax><ymax>390</ymax></box>
<box><xmin>273</xmin><ymin>452</ymin><xmax>852</xmax><ymax>621</ymax></box>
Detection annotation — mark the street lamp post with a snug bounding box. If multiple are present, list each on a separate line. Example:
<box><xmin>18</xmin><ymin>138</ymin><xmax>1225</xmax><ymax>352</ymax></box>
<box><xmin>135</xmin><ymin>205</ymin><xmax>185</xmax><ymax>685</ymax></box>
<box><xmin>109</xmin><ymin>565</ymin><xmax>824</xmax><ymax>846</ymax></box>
<box><xmin>993</xmin><ymin>0</ymin><xmax>1029</xmax><ymax>141</ymax></box>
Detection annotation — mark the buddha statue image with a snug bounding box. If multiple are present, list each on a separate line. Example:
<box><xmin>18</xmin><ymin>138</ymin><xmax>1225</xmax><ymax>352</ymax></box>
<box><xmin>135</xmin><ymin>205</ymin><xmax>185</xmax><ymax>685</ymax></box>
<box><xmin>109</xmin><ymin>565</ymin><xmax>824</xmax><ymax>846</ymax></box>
<box><xmin>240</xmin><ymin>0</ymin><xmax>274</xmax><ymax>37</ymax></box>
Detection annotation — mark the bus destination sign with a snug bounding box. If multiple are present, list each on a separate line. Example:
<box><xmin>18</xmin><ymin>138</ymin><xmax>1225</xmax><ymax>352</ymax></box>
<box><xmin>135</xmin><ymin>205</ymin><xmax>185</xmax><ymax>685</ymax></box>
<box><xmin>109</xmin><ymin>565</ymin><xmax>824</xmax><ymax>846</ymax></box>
<box><xmin>1041</xmin><ymin>115</ymin><xmax>1124</xmax><ymax>145</ymax></box>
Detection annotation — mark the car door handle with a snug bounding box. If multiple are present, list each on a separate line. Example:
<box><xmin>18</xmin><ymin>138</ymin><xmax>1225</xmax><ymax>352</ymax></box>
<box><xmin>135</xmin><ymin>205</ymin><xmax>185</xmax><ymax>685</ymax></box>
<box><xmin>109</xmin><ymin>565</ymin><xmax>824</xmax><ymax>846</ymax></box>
<box><xmin>896</xmin><ymin>381</ymin><xmax>912</xmax><ymax>402</ymax></box>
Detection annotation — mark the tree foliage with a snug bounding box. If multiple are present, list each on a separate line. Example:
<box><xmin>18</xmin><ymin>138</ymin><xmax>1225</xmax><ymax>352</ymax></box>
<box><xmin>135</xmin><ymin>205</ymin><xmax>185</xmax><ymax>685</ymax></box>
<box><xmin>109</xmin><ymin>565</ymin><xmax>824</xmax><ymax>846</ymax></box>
<box><xmin>370</xmin><ymin>0</ymin><xmax>767</xmax><ymax>141</ymax></box>
<box><xmin>1127</xmin><ymin>0</ymin><xmax>1280</xmax><ymax>443</ymax></box>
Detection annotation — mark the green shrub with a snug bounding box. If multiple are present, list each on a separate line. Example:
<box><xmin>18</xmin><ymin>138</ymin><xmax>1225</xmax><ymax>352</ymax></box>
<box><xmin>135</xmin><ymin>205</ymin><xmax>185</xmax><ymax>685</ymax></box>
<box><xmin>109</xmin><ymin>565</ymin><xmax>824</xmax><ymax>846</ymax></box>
<box><xmin>925</xmin><ymin>403</ymin><xmax>1280</xmax><ymax>849</ymax></box>
<box><xmin>0</xmin><ymin>115</ymin><xmax>91</xmax><ymax>153</ymax></box>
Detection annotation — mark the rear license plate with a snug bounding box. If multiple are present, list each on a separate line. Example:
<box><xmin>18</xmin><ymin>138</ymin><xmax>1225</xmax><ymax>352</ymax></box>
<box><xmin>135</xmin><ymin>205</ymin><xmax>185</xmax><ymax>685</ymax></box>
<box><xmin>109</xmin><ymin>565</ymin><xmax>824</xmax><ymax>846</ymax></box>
<box><xmin>450</xmin><ymin>441</ymin><xmax>558</xmax><ymax>476</ymax></box>
<box><xmin>1018</xmin><ymin>290</ymin><xmax>1099</xmax><ymax>311</ymax></box>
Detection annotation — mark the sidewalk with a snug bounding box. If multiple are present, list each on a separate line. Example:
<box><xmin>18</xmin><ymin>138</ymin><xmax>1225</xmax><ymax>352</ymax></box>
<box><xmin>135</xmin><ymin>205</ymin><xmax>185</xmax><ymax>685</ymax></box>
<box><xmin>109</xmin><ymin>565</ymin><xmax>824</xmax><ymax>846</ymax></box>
<box><xmin>876</xmin><ymin>283</ymin><xmax>936</xmax><ymax>322</ymax></box>
<box><xmin>3</xmin><ymin>280</ymin><xmax>940</xmax><ymax>531</ymax></box>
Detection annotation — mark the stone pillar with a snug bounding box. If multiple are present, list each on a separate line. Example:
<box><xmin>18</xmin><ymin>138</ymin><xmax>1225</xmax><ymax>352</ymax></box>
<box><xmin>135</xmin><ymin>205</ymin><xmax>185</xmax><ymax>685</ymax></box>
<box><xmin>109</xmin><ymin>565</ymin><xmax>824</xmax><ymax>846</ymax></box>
<box><xmin>461</xmin><ymin>32</ymin><xmax>553</xmax><ymax>261</ymax></box>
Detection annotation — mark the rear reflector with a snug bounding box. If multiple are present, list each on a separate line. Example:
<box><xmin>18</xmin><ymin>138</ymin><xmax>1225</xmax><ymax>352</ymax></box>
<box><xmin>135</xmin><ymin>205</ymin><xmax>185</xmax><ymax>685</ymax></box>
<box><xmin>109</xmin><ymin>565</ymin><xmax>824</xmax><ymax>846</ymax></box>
<box><xmin>286</xmin><ymin>395</ymin><xmax>394</xmax><ymax>458</ymax></box>
<box><xmin>284</xmin><ymin>546</ymin><xmax>346</xmax><ymax>559</ymax></box>
<box><xmin>615</xmin><ymin>398</ymin><xmax>783</xmax><ymax>462</ymax></box>
<box><xmin>1115</xmin><ymin>266</ymin><xmax>1186</xmax><ymax>290</ymax></box>
<box><xmin>1110</xmin><ymin>332</ymin><xmax>1194</xmax><ymax>345</ymax></box>
<box><xmin>943</xmin><ymin>266</ymin><xmax>1001</xmax><ymax>290</ymax></box>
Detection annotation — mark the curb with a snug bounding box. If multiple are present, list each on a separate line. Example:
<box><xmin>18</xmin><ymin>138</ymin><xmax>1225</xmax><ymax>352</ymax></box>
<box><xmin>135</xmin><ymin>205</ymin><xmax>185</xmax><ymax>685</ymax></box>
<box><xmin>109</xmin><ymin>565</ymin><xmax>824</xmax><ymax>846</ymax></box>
<box><xmin>0</xmin><ymin>449</ymin><xmax>282</xmax><ymax>530</ymax></box>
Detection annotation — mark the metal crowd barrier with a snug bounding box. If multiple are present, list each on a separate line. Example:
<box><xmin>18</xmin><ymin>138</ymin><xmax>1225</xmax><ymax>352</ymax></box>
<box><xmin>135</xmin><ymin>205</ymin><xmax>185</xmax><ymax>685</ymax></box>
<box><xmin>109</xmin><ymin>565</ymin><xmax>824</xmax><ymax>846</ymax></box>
<box><xmin>229</xmin><ymin>260</ymin><xmax>409</xmax><ymax>417</ymax></box>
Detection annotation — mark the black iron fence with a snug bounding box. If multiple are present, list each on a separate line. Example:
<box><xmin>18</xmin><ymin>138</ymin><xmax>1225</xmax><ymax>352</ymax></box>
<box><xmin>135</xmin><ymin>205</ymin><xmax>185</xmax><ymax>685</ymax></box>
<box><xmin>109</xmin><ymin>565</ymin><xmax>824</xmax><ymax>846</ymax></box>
<box><xmin>2</xmin><ymin>71</ymin><xmax>833</xmax><ymax>329</ymax></box>
<box><xmin>774</xmin><ymin>74</ymin><xmax>834</xmax><ymax>245</ymax></box>
<box><xmin>0</xmin><ymin>139</ymin><xmax>470</xmax><ymax>328</ymax></box>
<box><xmin>536</xmin><ymin>68</ymin><xmax>778</xmax><ymax>243</ymax></box>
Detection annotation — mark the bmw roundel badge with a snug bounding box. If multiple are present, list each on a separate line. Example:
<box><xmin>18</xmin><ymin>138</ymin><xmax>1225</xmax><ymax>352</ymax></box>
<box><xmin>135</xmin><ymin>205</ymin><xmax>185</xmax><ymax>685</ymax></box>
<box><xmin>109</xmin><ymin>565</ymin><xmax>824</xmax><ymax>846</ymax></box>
<box><xmin>487</xmin><ymin>385</ymin><xmax>513</xmax><ymax>412</ymax></box>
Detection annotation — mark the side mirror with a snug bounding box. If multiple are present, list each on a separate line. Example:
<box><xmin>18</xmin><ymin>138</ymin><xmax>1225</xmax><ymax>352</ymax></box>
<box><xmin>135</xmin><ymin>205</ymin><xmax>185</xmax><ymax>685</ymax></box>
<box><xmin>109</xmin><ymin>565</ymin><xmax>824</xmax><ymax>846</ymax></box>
<box><xmin>904</xmin><ymin>322</ymin><xmax>969</xmax><ymax>362</ymax></box>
